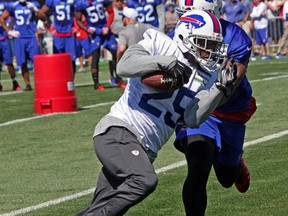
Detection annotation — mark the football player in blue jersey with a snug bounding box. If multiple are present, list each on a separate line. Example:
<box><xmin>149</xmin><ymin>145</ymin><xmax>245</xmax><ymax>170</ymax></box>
<box><xmin>38</xmin><ymin>0</ymin><xmax>77</xmax><ymax>77</ymax></box>
<box><xmin>126</xmin><ymin>0</ymin><xmax>165</xmax><ymax>32</ymax></box>
<box><xmin>0</xmin><ymin>1</ymin><xmax>22</xmax><ymax>91</ymax></box>
<box><xmin>0</xmin><ymin>0</ymin><xmax>40</xmax><ymax>91</ymax></box>
<box><xmin>173</xmin><ymin>0</ymin><xmax>257</xmax><ymax>215</ymax></box>
<box><xmin>75</xmin><ymin>0</ymin><xmax>126</xmax><ymax>90</ymax></box>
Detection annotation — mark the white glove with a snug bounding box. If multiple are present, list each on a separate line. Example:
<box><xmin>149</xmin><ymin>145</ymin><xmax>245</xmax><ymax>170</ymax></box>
<box><xmin>87</xmin><ymin>27</ymin><xmax>96</xmax><ymax>34</ymax></box>
<box><xmin>215</xmin><ymin>63</ymin><xmax>237</xmax><ymax>97</ymax></box>
<box><xmin>101</xmin><ymin>27</ymin><xmax>109</xmax><ymax>35</ymax></box>
<box><xmin>8</xmin><ymin>30</ymin><xmax>20</xmax><ymax>38</ymax></box>
<box><xmin>26</xmin><ymin>2</ymin><xmax>39</xmax><ymax>12</ymax></box>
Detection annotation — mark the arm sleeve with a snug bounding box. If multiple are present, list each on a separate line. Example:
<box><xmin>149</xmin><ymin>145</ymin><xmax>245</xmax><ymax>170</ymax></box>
<box><xmin>184</xmin><ymin>84</ymin><xmax>224</xmax><ymax>128</ymax></box>
<box><xmin>106</xmin><ymin>5</ymin><xmax>114</xmax><ymax>27</ymax></box>
<box><xmin>117</xmin><ymin>44</ymin><xmax>177</xmax><ymax>77</ymax></box>
<box><xmin>250</xmin><ymin>4</ymin><xmax>267</xmax><ymax>18</ymax></box>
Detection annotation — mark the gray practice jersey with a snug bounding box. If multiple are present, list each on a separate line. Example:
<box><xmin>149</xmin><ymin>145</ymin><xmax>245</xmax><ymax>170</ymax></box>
<box><xmin>118</xmin><ymin>22</ymin><xmax>153</xmax><ymax>48</ymax></box>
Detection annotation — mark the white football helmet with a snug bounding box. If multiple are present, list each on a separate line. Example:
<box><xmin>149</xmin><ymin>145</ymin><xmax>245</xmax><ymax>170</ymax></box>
<box><xmin>176</xmin><ymin>0</ymin><xmax>222</xmax><ymax>18</ymax></box>
<box><xmin>173</xmin><ymin>10</ymin><xmax>225</xmax><ymax>71</ymax></box>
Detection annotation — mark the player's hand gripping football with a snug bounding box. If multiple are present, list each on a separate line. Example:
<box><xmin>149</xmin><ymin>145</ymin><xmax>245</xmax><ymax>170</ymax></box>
<box><xmin>215</xmin><ymin>62</ymin><xmax>237</xmax><ymax>97</ymax></box>
<box><xmin>158</xmin><ymin>60</ymin><xmax>192</xmax><ymax>89</ymax></box>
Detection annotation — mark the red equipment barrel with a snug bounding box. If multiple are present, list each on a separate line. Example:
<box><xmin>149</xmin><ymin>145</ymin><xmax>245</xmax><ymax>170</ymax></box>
<box><xmin>34</xmin><ymin>53</ymin><xmax>77</xmax><ymax>114</ymax></box>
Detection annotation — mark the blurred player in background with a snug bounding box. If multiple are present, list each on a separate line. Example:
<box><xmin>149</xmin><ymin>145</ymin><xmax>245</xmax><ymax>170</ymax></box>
<box><xmin>75</xmin><ymin>0</ymin><xmax>126</xmax><ymax>90</ymax></box>
<box><xmin>73</xmin><ymin>15</ymin><xmax>92</xmax><ymax>73</ymax></box>
<box><xmin>127</xmin><ymin>0</ymin><xmax>165</xmax><ymax>32</ymax></box>
<box><xmin>38</xmin><ymin>0</ymin><xmax>77</xmax><ymax>77</ymax></box>
<box><xmin>0</xmin><ymin>0</ymin><xmax>40</xmax><ymax>91</ymax></box>
<box><xmin>173</xmin><ymin>0</ymin><xmax>257</xmax><ymax>215</ymax></box>
<box><xmin>0</xmin><ymin>1</ymin><xmax>22</xmax><ymax>91</ymax></box>
<box><xmin>116</xmin><ymin>7</ymin><xmax>152</xmax><ymax>62</ymax></box>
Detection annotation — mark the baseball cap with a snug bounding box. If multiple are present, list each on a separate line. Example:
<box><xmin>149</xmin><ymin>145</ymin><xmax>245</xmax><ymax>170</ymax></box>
<box><xmin>120</xmin><ymin>7</ymin><xmax>138</xmax><ymax>19</ymax></box>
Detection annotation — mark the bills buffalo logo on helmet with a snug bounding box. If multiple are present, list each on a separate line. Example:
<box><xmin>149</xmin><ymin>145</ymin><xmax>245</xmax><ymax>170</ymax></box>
<box><xmin>178</xmin><ymin>14</ymin><xmax>206</xmax><ymax>29</ymax></box>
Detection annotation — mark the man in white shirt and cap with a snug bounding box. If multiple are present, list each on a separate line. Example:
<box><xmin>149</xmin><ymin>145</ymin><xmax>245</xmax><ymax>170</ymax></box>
<box><xmin>117</xmin><ymin>7</ymin><xmax>153</xmax><ymax>62</ymax></box>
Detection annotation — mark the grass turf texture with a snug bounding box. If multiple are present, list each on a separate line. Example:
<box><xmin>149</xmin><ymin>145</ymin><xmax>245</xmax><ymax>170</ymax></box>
<box><xmin>0</xmin><ymin>58</ymin><xmax>287</xmax><ymax>215</ymax></box>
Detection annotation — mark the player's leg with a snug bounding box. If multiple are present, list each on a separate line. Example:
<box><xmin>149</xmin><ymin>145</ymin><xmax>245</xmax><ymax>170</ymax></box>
<box><xmin>0</xmin><ymin>38</ymin><xmax>21</xmax><ymax>90</ymax></box>
<box><xmin>64</xmin><ymin>36</ymin><xmax>77</xmax><ymax>76</ymax></box>
<box><xmin>212</xmin><ymin>118</ymin><xmax>250</xmax><ymax>192</ymax></box>
<box><xmin>76</xmin><ymin>39</ymin><xmax>85</xmax><ymax>72</ymax></box>
<box><xmin>77</xmin><ymin>127</ymin><xmax>157</xmax><ymax>216</ymax></box>
<box><xmin>80</xmin><ymin>38</ymin><xmax>91</xmax><ymax>72</ymax></box>
<box><xmin>174</xmin><ymin>118</ymin><xmax>219</xmax><ymax>216</ymax></box>
<box><xmin>7</xmin><ymin>63</ymin><xmax>22</xmax><ymax>90</ymax></box>
<box><xmin>90</xmin><ymin>36</ymin><xmax>104</xmax><ymax>90</ymax></box>
<box><xmin>90</xmin><ymin>48</ymin><xmax>104</xmax><ymax>90</ymax></box>
<box><xmin>105</xmin><ymin>33</ymin><xmax>126</xmax><ymax>89</ymax></box>
<box><xmin>76</xmin><ymin>39</ymin><xmax>85</xmax><ymax>73</ymax></box>
<box><xmin>0</xmin><ymin>44</ymin><xmax>4</xmax><ymax>90</ymax></box>
<box><xmin>14</xmin><ymin>38</ymin><xmax>31</xmax><ymax>90</ymax></box>
<box><xmin>102</xmin><ymin>37</ymin><xmax>116</xmax><ymax>87</ymax></box>
<box><xmin>181</xmin><ymin>135</ymin><xmax>214</xmax><ymax>216</ymax></box>
<box><xmin>107</xmin><ymin>48</ymin><xmax>126</xmax><ymax>89</ymax></box>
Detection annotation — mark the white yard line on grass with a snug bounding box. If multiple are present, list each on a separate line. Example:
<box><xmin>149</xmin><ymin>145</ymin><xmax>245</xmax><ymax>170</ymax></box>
<box><xmin>0</xmin><ymin>102</ymin><xmax>116</xmax><ymax>127</ymax></box>
<box><xmin>1</xmin><ymin>73</ymin><xmax>288</xmax><ymax>97</ymax></box>
<box><xmin>0</xmin><ymin>74</ymin><xmax>287</xmax><ymax>127</ymax></box>
<box><xmin>1</xmin><ymin>130</ymin><xmax>288</xmax><ymax>216</ymax></box>
<box><xmin>249</xmin><ymin>74</ymin><xmax>288</xmax><ymax>83</ymax></box>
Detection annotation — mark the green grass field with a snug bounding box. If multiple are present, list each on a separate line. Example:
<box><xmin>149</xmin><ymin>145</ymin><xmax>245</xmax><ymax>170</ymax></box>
<box><xmin>0</xmin><ymin>58</ymin><xmax>288</xmax><ymax>216</ymax></box>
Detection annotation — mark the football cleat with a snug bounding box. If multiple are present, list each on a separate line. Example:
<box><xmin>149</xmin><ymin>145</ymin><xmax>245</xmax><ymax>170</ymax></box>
<box><xmin>109</xmin><ymin>77</ymin><xmax>117</xmax><ymax>87</ymax></box>
<box><xmin>275</xmin><ymin>53</ymin><xmax>285</xmax><ymax>59</ymax></box>
<box><xmin>94</xmin><ymin>84</ymin><xmax>105</xmax><ymax>91</ymax></box>
<box><xmin>24</xmin><ymin>84</ymin><xmax>32</xmax><ymax>91</ymax></box>
<box><xmin>78</xmin><ymin>68</ymin><xmax>86</xmax><ymax>73</ymax></box>
<box><xmin>235</xmin><ymin>158</ymin><xmax>250</xmax><ymax>193</ymax></box>
<box><xmin>13</xmin><ymin>82</ymin><xmax>22</xmax><ymax>91</ymax></box>
<box><xmin>115</xmin><ymin>79</ymin><xmax>126</xmax><ymax>89</ymax></box>
<box><xmin>250</xmin><ymin>55</ymin><xmax>256</xmax><ymax>61</ymax></box>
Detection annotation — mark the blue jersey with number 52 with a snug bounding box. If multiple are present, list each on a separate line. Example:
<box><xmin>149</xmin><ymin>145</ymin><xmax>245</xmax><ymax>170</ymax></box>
<box><xmin>127</xmin><ymin>0</ymin><xmax>162</xmax><ymax>28</ymax></box>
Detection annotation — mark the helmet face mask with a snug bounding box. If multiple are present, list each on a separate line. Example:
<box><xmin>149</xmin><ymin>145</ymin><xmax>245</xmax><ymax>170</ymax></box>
<box><xmin>174</xmin><ymin>10</ymin><xmax>226</xmax><ymax>72</ymax></box>
<box><xmin>183</xmin><ymin>34</ymin><xmax>225</xmax><ymax>70</ymax></box>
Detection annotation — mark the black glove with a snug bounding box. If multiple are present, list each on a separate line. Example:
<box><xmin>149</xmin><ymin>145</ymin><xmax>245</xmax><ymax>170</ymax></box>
<box><xmin>158</xmin><ymin>60</ymin><xmax>192</xmax><ymax>89</ymax></box>
<box><xmin>215</xmin><ymin>63</ymin><xmax>237</xmax><ymax>97</ymax></box>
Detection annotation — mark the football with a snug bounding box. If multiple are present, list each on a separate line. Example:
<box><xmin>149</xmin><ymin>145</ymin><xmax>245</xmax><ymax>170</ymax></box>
<box><xmin>141</xmin><ymin>72</ymin><xmax>176</xmax><ymax>92</ymax></box>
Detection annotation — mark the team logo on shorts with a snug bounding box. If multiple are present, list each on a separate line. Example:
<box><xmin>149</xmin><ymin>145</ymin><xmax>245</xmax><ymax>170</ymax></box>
<box><xmin>131</xmin><ymin>150</ymin><xmax>140</xmax><ymax>156</ymax></box>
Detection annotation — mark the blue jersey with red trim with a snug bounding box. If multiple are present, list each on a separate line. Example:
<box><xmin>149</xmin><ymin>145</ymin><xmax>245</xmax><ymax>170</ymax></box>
<box><xmin>127</xmin><ymin>0</ymin><xmax>162</xmax><ymax>28</ymax></box>
<box><xmin>216</xmin><ymin>19</ymin><xmax>252</xmax><ymax>112</ymax></box>
<box><xmin>0</xmin><ymin>3</ymin><xmax>8</xmax><ymax>39</ymax></box>
<box><xmin>45</xmin><ymin>0</ymin><xmax>75</xmax><ymax>33</ymax></box>
<box><xmin>75</xmin><ymin>0</ymin><xmax>110</xmax><ymax>32</ymax></box>
<box><xmin>6</xmin><ymin>1</ymin><xmax>39</xmax><ymax>38</ymax></box>
<box><xmin>169</xmin><ymin>19</ymin><xmax>252</xmax><ymax>112</ymax></box>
